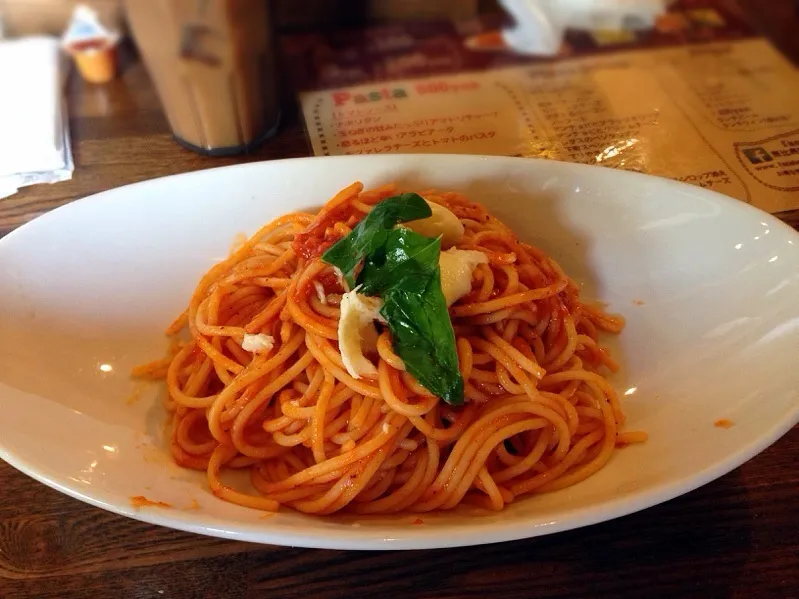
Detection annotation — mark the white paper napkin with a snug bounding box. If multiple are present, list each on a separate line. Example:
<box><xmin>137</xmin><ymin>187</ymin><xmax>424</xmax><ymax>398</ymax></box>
<box><xmin>0</xmin><ymin>37</ymin><xmax>73</xmax><ymax>199</ymax></box>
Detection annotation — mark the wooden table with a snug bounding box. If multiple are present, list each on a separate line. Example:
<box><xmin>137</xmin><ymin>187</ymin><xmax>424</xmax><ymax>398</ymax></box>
<box><xmin>2</xmin><ymin>3</ymin><xmax>798</xmax><ymax>597</ymax></box>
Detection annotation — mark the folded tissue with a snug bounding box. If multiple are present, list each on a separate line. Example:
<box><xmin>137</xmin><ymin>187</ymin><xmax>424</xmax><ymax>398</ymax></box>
<box><xmin>0</xmin><ymin>37</ymin><xmax>73</xmax><ymax>199</ymax></box>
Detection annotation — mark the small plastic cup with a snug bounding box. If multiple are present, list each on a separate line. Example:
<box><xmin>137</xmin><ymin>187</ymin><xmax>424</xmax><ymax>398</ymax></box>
<box><xmin>66</xmin><ymin>38</ymin><xmax>118</xmax><ymax>84</ymax></box>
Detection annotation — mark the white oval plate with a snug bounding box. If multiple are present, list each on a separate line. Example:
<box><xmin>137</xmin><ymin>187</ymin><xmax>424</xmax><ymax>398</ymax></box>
<box><xmin>1</xmin><ymin>155</ymin><xmax>798</xmax><ymax>550</ymax></box>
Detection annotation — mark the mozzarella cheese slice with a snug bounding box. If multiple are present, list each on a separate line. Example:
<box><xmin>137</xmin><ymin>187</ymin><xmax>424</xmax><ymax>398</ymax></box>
<box><xmin>439</xmin><ymin>249</ymin><xmax>488</xmax><ymax>306</ymax></box>
<box><xmin>338</xmin><ymin>289</ymin><xmax>384</xmax><ymax>379</ymax></box>
<box><xmin>404</xmin><ymin>200</ymin><xmax>465</xmax><ymax>247</ymax></box>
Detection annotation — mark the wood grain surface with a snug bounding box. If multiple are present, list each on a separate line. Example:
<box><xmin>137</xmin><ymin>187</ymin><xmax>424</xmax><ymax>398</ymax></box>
<box><xmin>1</xmin><ymin>2</ymin><xmax>798</xmax><ymax>598</ymax></box>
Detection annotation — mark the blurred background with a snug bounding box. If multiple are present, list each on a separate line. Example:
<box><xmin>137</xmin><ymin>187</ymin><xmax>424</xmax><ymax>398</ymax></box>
<box><xmin>1</xmin><ymin>0</ymin><xmax>798</xmax><ymax>219</ymax></box>
<box><xmin>2</xmin><ymin>0</ymin><xmax>487</xmax><ymax>33</ymax></box>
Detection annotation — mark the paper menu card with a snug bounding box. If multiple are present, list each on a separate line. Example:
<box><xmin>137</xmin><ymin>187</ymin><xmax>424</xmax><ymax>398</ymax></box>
<box><xmin>299</xmin><ymin>36</ymin><xmax>799</xmax><ymax>214</ymax></box>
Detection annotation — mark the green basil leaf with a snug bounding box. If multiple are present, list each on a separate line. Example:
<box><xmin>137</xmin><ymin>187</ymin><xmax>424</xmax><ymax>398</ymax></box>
<box><xmin>358</xmin><ymin>228</ymin><xmax>440</xmax><ymax>295</ymax></box>
<box><xmin>321</xmin><ymin>193</ymin><xmax>431</xmax><ymax>287</ymax></box>
<box><xmin>380</xmin><ymin>271</ymin><xmax>464</xmax><ymax>405</ymax></box>
<box><xmin>322</xmin><ymin>194</ymin><xmax>464</xmax><ymax>406</ymax></box>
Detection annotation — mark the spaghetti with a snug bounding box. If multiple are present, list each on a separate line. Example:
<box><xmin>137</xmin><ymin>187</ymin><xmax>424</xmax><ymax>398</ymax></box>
<box><xmin>135</xmin><ymin>182</ymin><xmax>645</xmax><ymax>515</ymax></box>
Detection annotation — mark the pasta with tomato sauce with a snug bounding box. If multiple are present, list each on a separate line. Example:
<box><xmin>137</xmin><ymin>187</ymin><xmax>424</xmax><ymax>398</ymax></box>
<box><xmin>133</xmin><ymin>182</ymin><xmax>645</xmax><ymax>515</ymax></box>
